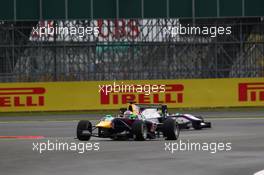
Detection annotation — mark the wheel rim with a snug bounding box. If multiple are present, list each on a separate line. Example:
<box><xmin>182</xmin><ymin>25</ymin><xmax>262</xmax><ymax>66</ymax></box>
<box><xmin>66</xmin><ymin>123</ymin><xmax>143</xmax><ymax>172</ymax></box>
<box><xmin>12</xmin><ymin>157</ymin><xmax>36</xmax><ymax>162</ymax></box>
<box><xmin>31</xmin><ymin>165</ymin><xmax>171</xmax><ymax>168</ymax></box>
<box><xmin>174</xmin><ymin>125</ymin><xmax>179</xmax><ymax>137</ymax></box>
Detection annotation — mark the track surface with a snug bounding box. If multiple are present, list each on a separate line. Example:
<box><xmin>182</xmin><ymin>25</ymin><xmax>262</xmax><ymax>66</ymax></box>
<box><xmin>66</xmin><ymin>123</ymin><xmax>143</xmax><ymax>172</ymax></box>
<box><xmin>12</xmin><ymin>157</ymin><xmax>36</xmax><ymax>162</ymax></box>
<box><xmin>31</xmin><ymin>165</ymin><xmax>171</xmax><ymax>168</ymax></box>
<box><xmin>0</xmin><ymin>111</ymin><xmax>264</xmax><ymax>175</ymax></box>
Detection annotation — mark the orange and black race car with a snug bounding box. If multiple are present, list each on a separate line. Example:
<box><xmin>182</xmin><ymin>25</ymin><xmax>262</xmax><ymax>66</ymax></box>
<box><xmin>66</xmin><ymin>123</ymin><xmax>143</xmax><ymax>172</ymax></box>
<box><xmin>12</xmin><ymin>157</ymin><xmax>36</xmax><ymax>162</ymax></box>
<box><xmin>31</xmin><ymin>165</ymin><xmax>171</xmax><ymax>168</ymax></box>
<box><xmin>76</xmin><ymin>103</ymin><xmax>180</xmax><ymax>141</ymax></box>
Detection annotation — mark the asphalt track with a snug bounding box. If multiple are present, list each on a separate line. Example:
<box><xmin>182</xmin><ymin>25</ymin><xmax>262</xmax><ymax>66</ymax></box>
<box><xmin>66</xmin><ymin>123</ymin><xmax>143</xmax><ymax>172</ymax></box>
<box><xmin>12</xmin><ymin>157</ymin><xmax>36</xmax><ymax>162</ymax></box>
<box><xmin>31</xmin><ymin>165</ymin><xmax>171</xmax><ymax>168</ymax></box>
<box><xmin>0</xmin><ymin>110</ymin><xmax>264</xmax><ymax>175</ymax></box>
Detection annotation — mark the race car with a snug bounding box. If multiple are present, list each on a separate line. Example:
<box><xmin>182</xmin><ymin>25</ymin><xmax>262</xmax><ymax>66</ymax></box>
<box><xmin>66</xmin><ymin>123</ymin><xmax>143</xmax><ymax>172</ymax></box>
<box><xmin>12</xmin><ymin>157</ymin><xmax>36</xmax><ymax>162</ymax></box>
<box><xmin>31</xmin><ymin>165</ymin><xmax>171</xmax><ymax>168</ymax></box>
<box><xmin>76</xmin><ymin>104</ymin><xmax>180</xmax><ymax>141</ymax></box>
<box><xmin>121</xmin><ymin>103</ymin><xmax>211</xmax><ymax>130</ymax></box>
<box><xmin>171</xmin><ymin>113</ymin><xmax>212</xmax><ymax>130</ymax></box>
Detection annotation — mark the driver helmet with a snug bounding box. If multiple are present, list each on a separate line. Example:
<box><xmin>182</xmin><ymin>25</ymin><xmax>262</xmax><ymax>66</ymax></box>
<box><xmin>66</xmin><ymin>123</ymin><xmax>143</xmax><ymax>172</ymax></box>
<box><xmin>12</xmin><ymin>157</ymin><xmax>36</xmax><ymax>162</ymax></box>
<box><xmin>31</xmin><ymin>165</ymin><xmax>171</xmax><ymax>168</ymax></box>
<box><xmin>105</xmin><ymin>114</ymin><xmax>112</xmax><ymax>118</ymax></box>
<box><xmin>124</xmin><ymin>110</ymin><xmax>133</xmax><ymax>118</ymax></box>
<box><xmin>157</xmin><ymin>109</ymin><xmax>162</xmax><ymax>115</ymax></box>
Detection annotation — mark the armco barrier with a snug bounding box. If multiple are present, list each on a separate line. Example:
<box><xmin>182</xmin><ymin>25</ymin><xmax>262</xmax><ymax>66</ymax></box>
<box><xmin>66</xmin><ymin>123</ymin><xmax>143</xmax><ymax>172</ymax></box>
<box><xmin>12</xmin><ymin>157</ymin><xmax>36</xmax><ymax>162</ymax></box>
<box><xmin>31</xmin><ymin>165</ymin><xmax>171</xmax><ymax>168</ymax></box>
<box><xmin>0</xmin><ymin>78</ymin><xmax>263</xmax><ymax>112</ymax></box>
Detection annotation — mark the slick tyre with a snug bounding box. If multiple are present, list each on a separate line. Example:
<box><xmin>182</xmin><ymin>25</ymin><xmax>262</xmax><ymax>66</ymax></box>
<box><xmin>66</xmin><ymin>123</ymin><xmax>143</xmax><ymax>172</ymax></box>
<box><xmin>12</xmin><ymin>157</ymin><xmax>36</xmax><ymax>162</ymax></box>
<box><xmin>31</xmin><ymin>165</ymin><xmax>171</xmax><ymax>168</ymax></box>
<box><xmin>77</xmin><ymin>120</ymin><xmax>92</xmax><ymax>141</ymax></box>
<box><xmin>163</xmin><ymin>118</ymin><xmax>180</xmax><ymax>140</ymax></box>
<box><xmin>132</xmin><ymin>120</ymin><xmax>147</xmax><ymax>141</ymax></box>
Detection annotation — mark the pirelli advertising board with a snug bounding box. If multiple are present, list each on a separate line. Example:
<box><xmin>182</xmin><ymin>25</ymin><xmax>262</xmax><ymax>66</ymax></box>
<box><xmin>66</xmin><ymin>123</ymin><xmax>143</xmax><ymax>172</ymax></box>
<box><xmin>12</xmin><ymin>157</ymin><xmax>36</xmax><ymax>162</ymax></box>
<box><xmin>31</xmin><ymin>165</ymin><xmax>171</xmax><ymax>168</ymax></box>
<box><xmin>0</xmin><ymin>78</ymin><xmax>263</xmax><ymax>112</ymax></box>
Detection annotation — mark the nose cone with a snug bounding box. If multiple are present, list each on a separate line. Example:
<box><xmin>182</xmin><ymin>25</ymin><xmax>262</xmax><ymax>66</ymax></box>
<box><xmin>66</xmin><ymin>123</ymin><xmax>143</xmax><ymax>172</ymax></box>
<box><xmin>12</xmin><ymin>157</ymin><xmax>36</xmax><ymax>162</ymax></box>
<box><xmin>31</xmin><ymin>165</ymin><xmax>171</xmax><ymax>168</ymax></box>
<box><xmin>96</xmin><ymin>121</ymin><xmax>112</xmax><ymax>128</ymax></box>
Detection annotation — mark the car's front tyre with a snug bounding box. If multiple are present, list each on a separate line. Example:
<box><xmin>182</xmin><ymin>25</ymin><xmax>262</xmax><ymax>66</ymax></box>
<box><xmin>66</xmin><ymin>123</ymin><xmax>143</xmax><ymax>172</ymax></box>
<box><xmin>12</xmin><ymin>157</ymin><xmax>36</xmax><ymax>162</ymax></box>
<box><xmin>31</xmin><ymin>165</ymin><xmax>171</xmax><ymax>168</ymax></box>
<box><xmin>132</xmin><ymin>120</ymin><xmax>147</xmax><ymax>141</ymax></box>
<box><xmin>162</xmin><ymin>118</ymin><xmax>180</xmax><ymax>140</ymax></box>
<box><xmin>77</xmin><ymin>120</ymin><xmax>92</xmax><ymax>141</ymax></box>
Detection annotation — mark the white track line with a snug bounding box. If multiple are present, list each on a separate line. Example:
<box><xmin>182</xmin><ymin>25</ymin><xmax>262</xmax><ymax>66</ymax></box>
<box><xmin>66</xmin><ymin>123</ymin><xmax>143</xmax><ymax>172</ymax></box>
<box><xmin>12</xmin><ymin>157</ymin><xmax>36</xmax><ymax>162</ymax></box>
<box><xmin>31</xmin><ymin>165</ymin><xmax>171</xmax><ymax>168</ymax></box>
<box><xmin>254</xmin><ymin>169</ymin><xmax>264</xmax><ymax>175</ymax></box>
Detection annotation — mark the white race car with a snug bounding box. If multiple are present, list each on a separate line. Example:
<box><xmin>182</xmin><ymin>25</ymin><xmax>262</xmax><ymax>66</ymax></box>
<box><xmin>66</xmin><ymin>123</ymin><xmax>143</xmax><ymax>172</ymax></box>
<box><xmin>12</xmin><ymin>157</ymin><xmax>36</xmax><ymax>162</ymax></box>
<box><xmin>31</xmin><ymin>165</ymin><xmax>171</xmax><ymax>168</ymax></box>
<box><xmin>171</xmin><ymin>113</ymin><xmax>212</xmax><ymax>130</ymax></box>
<box><xmin>120</xmin><ymin>103</ymin><xmax>211</xmax><ymax>130</ymax></box>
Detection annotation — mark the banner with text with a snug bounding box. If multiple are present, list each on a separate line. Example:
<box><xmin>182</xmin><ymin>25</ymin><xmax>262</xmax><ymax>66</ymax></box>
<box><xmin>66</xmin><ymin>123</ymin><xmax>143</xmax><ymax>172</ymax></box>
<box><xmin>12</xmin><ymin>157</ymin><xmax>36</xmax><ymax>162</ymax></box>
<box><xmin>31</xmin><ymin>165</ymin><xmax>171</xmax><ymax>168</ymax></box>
<box><xmin>0</xmin><ymin>78</ymin><xmax>263</xmax><ymax>112</ymax></box>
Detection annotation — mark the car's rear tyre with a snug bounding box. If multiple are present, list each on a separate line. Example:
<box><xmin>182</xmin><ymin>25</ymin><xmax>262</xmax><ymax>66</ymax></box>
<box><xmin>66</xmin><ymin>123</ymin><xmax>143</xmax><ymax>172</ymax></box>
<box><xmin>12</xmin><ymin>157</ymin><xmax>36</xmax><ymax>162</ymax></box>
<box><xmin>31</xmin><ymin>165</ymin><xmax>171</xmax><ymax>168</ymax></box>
<box><xmin>77</xmin><ymin>120</ymin><xmax>92</xmax><ymax>141</ymax></box>
<box><xmin>163</xmin><ymin>118</ymin><xmax>180</xmax><ymax>140</ymax></box>
<box><xmin>132</xmin><ymin>120</ymin><xmax>147</xmax><ymax>141</ymax></box>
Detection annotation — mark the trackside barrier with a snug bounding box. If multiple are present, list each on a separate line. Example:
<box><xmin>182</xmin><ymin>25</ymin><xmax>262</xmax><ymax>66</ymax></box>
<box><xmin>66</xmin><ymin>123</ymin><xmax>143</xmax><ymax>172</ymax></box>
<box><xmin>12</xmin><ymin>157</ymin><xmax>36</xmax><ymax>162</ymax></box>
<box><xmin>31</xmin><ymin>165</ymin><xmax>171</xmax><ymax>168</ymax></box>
<box><xmin>0</xmin><ymin>78</ymin><xmax>263</xmax><ymax>112</ymax></box>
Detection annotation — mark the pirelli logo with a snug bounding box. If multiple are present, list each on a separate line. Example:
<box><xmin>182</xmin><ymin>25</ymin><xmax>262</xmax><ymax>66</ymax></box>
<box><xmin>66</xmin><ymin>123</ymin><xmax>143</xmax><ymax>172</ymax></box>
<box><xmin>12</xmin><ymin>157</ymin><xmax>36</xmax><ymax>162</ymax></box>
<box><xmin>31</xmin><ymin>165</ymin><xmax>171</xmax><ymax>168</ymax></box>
<box><xmin>0</xmin><ymin>87</ymin><xmax>46</xmax><ymax>107</ymax></box>
<box><xmin>100</xmin><ymin>84</ymin><xmax>184</xmax><ymax>105</ymax></box>
<box><xmin>239</xmin><ymin>83</ymin><xmax>264</xmax><ymax>102</ymax></box>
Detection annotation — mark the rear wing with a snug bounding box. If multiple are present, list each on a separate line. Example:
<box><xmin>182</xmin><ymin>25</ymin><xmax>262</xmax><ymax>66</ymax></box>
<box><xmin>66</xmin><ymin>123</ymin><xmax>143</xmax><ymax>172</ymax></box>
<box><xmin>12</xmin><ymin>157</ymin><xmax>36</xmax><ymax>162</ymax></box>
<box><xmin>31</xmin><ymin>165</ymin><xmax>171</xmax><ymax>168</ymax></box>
<box><xmin>120</xmin><ymin>103</ymin><xmax>168</xmax><ymax>115</ymax></box>
<box><xmin>126</xmin><ymin>102</ymin><xmax>166</xmax><ymax>109</ymax></box>
<box><xmin>134</xmin><ymin>104</ymin><xmax>168</xmax><ymax>114</ymax></box>
<box><xmin>134</xmin><ymin>104</ymin><xmax>166</xmax><ymax>109</ymax></box>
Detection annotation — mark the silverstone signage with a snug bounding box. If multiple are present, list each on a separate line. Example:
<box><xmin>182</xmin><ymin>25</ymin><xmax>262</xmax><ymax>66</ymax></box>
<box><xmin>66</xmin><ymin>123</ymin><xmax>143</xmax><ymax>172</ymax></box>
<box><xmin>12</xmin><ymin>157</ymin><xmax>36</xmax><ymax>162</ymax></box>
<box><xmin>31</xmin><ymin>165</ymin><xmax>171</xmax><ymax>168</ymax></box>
<box><xmin>0</xmin><ymin>78</ymin><xmax>263</xmax><ymax>112</ymax></box>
